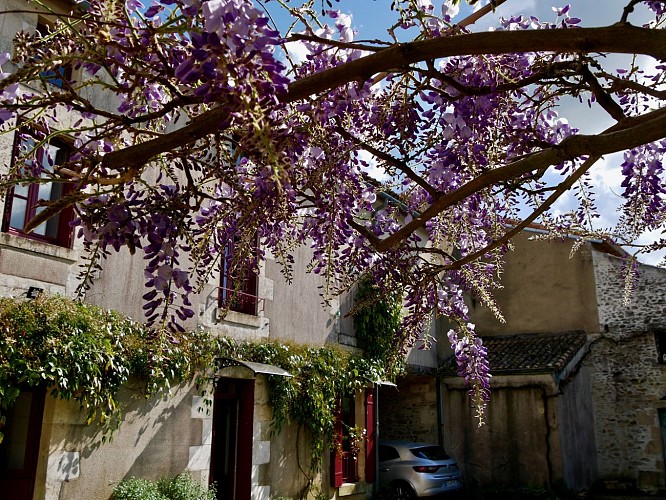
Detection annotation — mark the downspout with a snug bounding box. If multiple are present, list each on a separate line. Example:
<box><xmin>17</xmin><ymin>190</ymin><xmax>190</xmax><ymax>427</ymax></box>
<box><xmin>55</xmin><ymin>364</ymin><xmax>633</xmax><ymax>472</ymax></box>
<box><xmin>436</xmin><ymin>375</ymin><xmax>444</xmax><ymax>446</ymax></box>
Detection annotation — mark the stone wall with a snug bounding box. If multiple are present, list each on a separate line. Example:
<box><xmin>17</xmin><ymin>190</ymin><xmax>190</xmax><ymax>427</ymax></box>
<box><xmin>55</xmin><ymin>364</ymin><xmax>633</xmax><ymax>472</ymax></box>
<box><xmin>441</xmin><ymin>375</ymin><xmax>563</xmax><ymax>490</ymax></box>
<box><xmin>589</xmin><ymin>253</ymin><xmax>666</xmax><ymax>493</ymax></box>
<box><xmin>40</xmin><ymin>381</ymin><xmax>204</xmax><ymax>500</ymax></box>
<box><xmin>379</xmin><ymin>375</ymin><xmax>438</xmax><ymax>446</ymax></box>
<box><xmin>37</xmin><ymin>370</ymin><xmax>277</xmax><ymax>500</ymax></box>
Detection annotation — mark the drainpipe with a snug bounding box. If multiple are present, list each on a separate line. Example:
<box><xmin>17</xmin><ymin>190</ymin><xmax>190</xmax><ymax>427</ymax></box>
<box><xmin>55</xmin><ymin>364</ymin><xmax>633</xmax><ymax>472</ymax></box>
<box><xmin>436</xmin><ymin>375</ymin><xmax>444</xmax><ymax>446</ymax></box>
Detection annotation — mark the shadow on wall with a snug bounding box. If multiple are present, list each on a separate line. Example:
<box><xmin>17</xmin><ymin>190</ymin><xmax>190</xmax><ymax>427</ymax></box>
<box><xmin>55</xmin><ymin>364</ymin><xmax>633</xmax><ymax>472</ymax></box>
<box><xmin>268</xmin><ymin>420</ymin><xmax>324</xmax><ymax>499</ymax></box>
<box><xmin>50</xmin><ymin>379</ymin><xmax>203</xmax><ymax>499</ymax></box>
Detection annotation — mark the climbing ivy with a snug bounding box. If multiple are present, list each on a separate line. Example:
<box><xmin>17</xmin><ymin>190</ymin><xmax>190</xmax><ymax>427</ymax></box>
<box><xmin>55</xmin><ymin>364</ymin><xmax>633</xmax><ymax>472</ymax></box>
<box><xmin>211</xmin><ymin>337</ymin><xmax>399</xmax><ymax>473</ymax></box>
<box><xmin>352</xmin><ymin>276</ymin><xmax>403</xmax><ymax>364</ymax></box>
<box><xmin>0</xmin><ymin>295</ymin><xmax>214</xmax><ymax>442</ymax></box>
<box><xmin>0</xmin><ymin>294</ymin><xmax>401</xmax><ymax>478</ymax></box>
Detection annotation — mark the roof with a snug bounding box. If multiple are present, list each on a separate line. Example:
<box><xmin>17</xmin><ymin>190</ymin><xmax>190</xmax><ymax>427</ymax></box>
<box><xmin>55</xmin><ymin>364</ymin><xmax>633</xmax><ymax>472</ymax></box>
<box><xmin>440</xmin><ymin>331</ymin><xmax>587</xmax><ymax>376</ymax></box>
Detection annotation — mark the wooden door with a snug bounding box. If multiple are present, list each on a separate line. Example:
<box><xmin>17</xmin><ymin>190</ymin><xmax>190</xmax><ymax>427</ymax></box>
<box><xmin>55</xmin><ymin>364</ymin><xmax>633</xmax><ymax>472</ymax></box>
<box><xmin>0</xmin><ymin>388</ymin><xmax>45</xmax><ymax>500</ymax></box>
<box><xmin>210</xmin><ymin>379</ymin><xmax>254</xmax><ymax>500</ymax></box>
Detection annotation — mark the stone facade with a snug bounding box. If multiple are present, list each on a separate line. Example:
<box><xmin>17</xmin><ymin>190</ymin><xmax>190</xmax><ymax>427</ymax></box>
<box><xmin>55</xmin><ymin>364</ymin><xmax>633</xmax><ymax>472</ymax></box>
<box><xmin>587</xmin><ymin>252</ymin><xmax>666</xmax><ymax>493</ymax></box>
<box><xmin>439</xmin><ymin>233</ymin><xmax>666</xmax><ymax>494</ymax></box>
<box><xmin>379</xmin><ymin>375</ymin><xmax>439</xmax><ymax>446</ymax></box>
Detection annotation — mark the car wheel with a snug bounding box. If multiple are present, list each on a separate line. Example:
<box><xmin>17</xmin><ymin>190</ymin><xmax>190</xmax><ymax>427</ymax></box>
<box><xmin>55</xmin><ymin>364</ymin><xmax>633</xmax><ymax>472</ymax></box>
<box><xmin>392</xmin><ymin>481</ymin><xmax>416</xmax><ymax>500</ymax></box>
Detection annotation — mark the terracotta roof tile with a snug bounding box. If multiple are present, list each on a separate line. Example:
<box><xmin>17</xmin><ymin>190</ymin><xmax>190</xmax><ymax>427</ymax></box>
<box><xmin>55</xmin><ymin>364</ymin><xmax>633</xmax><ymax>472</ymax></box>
<box><xmin>441</xmin><ymin>331</ymin><xmax>587</xmax><ymax>375</ymax></box>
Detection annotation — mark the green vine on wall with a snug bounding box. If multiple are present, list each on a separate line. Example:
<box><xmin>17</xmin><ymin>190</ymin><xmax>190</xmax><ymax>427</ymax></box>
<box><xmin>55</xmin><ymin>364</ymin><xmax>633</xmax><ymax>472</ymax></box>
<box><xmin>0</xmin><ymin>295</ymin><xmax>214</xmax><ymax>443</ymax></box>
<box><xmin>352</xmin><ymin>275</ymin><xmax>403</xmax><ymax>365</ymax></box>
<box><xmin>0</xmin><ymin>294</ymin><xmax>401</xmax><ymax>479</ymax></box>
<box><xmin>209</xmin><ymin>337</ymin><xmax>399</xmax><ymax>474</ymax></box>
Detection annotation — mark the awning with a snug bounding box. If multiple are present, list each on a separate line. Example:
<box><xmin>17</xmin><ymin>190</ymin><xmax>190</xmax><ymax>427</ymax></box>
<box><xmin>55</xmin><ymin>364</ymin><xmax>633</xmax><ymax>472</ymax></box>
<box><xmin>366</xmin><ymin>377</ymin><xmax>397</xmax><ymax>387</ymax></box>
<box><xmin>216</xmin><ymin>357</ymin><xmax>293</xmax><ymax>377</ymax></box>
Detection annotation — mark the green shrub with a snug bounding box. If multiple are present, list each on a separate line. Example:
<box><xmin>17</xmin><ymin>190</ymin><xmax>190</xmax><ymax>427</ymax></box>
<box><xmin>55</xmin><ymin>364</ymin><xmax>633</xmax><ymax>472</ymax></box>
<box><xmin>156</xmin><ymin>473</ymin><xmax>216</xmax><ymax>500</ymax></box>
<box><xmin>0</xmin><ymin>295</ymin><xmax>215</xmax><ymax>442</ymax></box>
<box><xmin>113</xmin><ymin>473</ymin><xmax>216</xmax><ymax>500</ymax></box>
<box><xmin>112</xmin><ymin>477</ymin><xmax>163</xmax><ymax>500</ymax></box>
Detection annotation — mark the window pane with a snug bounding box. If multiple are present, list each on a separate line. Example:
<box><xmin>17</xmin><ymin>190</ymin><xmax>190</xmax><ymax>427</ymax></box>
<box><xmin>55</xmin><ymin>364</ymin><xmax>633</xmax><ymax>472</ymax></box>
<box><xmin>9</xmin><ymin>198</ymin><xmax>27</xmax><ymax>230</ymax></box>
<box><xmin>4</xmin><ymin>130</ymin><xmax>73</xmax><ymax>247</ymax></box>
<box><xmin>37</xmin><ymin>182</ymin><xmax>55</xmax><ymax>202</ymax></box>
<box><xmin>13</xmin><ymin>184</ymin><xmax>28</xmax><ymax>197</ymax></box>
<box><xmin>31</xmin><ymin>206</ymin><xmax>60</xmax><ymax>238</ymax></box>
<box><xmin>410</xmin><ymin>446</ymin><xmax>450</xmax><ymax>460</ymax></box>
<box><xmin>43</xmin><ymin>212</ymin><xmax>60</xmax><ymax>239</ymax></box>
<box><xmin>40</xmin><ymin>144</ymin><xmax>60</xmax><ymax>173</ymax></box>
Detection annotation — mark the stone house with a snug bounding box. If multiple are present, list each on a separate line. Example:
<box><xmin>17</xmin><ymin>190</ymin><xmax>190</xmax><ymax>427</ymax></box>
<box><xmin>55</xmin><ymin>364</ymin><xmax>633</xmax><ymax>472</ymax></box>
<box><xmin>438</xmin><ymin>230</ymin><xmax>666</xmax><ymax>494</ymax></box>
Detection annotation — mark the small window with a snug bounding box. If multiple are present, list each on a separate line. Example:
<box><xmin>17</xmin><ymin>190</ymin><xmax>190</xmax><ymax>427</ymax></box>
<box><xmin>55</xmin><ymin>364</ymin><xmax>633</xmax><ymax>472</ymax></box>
<box><xmin>219</xmin><ymin>238</ymin><xmax>258</xmax><ymax>315</ymax></box>
<box><xmin>410</xmin><ymin>445</ymin><xmax>450</xmax><ymax>460</ymax></box>
<box><xmin>2</xmin><ymin>130</ymin><xmax>74</xmax><ymax>248</ymax></box>
<box><xmin>378</xmin><ymin>445</ymin><xmax>400</xmax><ymax>462</ymax></box>
<box><xmin>655</xmin><ymin>330</ymin><xmax>666</xmax><ymax>364</ymax></box>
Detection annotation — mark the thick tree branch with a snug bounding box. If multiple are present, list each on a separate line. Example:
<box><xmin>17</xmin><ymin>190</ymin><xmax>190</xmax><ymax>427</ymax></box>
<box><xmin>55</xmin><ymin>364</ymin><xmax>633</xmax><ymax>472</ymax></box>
<box><xmin>373</xmin><ymin>106</ymin><xmax>666</xmax><ymax>252</ymax></box>
<box><xmin>288</xmin><ymin>25</ymin><xmax>666</xmax><ymax>101</ymax></box>
<box><xmin>580</xmin><ymin>65</ymin><xmax>626</xmax><ymax>121</ymax></box>
<box><xmin>100</xmin><ymin>24</ymin><xmax>666</xmax><ymax>174</ymax></box>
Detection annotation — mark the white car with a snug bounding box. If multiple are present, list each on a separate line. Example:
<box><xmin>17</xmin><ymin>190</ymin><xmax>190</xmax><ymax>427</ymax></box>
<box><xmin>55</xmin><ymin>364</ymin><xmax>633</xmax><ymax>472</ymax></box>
<box><xmin>378</xmin><ymin>440</ymin><xmax>463</xmax><ymax>498</ymax></box>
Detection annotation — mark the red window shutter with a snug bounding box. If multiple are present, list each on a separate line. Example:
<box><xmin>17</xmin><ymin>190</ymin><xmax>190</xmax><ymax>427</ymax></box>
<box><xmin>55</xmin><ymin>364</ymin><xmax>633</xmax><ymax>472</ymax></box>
<box><xmin>365</xmin><ymin>388</ymin><xmax>376</xmax><ymax>482</ymax></box>
<box><xmin>331</xmin><ymin>402</ymin><xmax>344</xmax><ymax>487</ymax></box>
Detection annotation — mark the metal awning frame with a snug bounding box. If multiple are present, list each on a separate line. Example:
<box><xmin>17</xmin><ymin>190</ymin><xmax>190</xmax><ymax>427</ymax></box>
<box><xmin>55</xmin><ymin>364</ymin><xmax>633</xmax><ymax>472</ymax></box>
<box><xmin>215</xmin><ymin>357</ymin><xmax>293</xmax><ymax>378</ymax></box>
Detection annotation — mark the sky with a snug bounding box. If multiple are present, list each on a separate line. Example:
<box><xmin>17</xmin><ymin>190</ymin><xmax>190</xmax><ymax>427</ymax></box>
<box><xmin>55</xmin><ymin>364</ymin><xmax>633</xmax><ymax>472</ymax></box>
<box><xmin>266</xmin><ymin>0</ymin><xmax>665</xmax><ymax>265</ymax></box>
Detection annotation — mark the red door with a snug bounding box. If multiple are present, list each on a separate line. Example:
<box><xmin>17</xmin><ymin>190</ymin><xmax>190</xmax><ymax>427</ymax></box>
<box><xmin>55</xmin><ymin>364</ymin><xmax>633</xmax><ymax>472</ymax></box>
<box><xmin>0</xmin><ymin>388</ymin><xmax>45</xmax><ymax>500</ymax></box>
<box><xmin>210</xmin><ymin>379</ymin><xmax>254</xmax><ymax>500</ymax></box>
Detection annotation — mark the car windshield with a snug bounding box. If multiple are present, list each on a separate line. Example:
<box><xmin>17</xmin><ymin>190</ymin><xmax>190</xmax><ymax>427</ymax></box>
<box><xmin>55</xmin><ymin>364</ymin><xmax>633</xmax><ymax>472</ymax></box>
<box><xmin>409</xmin><ymin>446</ymin><xmax>450</xmax><ymax>460</ymax></box>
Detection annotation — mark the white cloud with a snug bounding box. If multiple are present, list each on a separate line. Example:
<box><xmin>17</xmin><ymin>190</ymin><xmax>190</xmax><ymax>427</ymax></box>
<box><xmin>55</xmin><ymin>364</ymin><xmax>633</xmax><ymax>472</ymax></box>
<box><xmin>283</xmin><ymin>40</ymin><xmax>310</xmax><ymax>66</ymax></box>
<box><xmin>357</xmin><ymin>149</ymin><xmax>390</xmax><ymax>183</ymax></box>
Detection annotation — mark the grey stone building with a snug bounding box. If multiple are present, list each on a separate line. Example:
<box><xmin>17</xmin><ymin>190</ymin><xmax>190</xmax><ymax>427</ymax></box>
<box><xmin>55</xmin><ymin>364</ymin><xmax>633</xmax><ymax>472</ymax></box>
<box><xmin>437</xmin><ymin>231</ymin><xmax>666</xmax><ymax>494</ymax></box>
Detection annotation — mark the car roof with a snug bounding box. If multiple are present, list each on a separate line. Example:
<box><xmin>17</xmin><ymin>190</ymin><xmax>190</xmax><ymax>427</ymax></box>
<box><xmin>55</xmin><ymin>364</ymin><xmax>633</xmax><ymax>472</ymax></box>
<box><xmin>379</xmin><ymin>440</ymin><xmax>441</xmax><ymax>449</ymax></box>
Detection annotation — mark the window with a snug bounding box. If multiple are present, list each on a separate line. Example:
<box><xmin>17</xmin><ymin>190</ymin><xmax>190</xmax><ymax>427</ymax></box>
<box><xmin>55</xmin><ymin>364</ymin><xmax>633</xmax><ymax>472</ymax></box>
<box><xmin>36</xmin><ymin>22</ymin><xmax>72</xmax><ymax>89</ymax></box>
<box><xmin>2</xmin><ymin>130</ymin><xmax>74</xmax><ymax>248</ymax></box>
<box><xmin>218</xmin><ymin>238</ymin><xmax>258</xmax><ymax>315</ymax></box>
<box><xmin>378</xmin><ymin>445</ymin><xmax>400</xmax><ymax>462</ymax></box>
<box><xmin>655</xmin><ymin>330</ymin><xmax>666</xmax><ymax>364</ymax></box>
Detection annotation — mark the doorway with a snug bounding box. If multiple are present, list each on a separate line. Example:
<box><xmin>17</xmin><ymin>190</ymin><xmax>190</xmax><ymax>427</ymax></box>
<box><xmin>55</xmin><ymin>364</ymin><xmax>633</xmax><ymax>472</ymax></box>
<box><xmin>0</xmin><ymin>388</ymin><xmax>45</xmax><ymax>500</ymax></box>
<box><xmin>210</xmin><ymin>378</ymin><xmax>254</xmax><ymax>500</ymax></box>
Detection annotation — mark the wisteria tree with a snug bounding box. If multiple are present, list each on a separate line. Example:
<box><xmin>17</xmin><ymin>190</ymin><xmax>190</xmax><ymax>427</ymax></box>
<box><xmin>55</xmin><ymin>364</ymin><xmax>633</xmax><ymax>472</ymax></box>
<box><xmin>0</xmin><ymin>0</ymin><xmax>664</xmax><ymax>415</ymax></box>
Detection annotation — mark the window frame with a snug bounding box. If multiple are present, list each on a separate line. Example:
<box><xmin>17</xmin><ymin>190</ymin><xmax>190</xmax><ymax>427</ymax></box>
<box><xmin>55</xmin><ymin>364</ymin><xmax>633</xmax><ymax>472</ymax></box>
<box><xmin>218</xmin><ymin>237</ymin><xmax>259</xmax><ymax>315</ymax></box>
<box><xmin>331</xmin><ymin>394</ymin><xmax>360</xmax><ymax>487</ymax></box>
<box><xmin>1</xmin><ymin>129</ymin><xmax>75</xmax><ymax>248</ymax></box>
